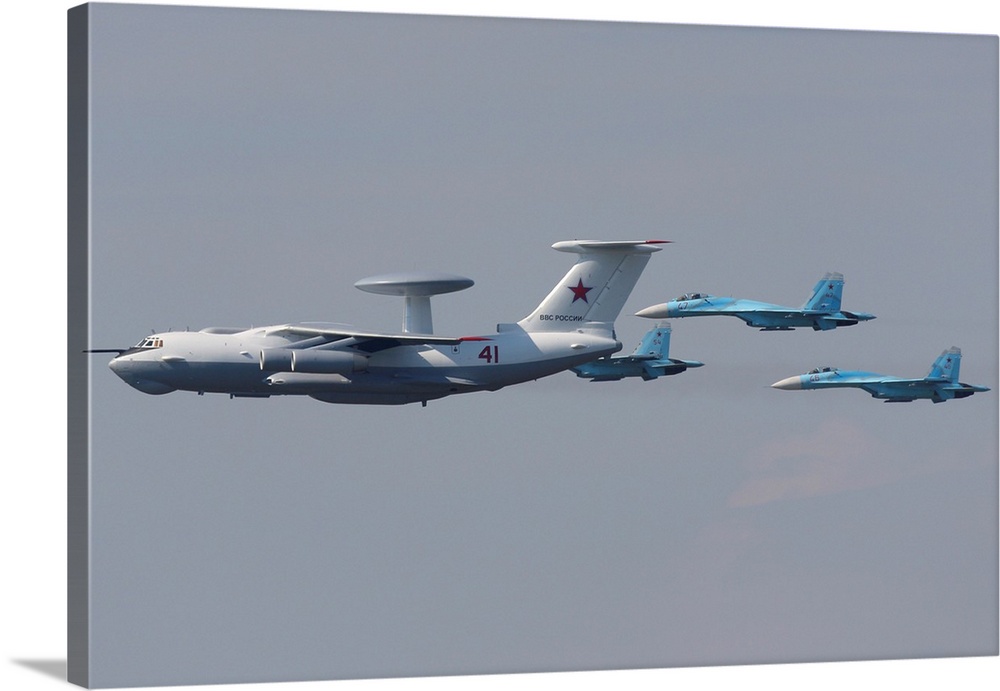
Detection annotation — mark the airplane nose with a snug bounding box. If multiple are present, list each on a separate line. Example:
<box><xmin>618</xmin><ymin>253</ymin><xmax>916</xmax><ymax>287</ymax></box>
<box><xmin>108</xmin><ymin>355</ymin><xmax>136</xmax><ymax>385</ymax></box>
<box><xmin>771</xmin><ymin>376</ymin><xmax>802</xmax><ymax>390</ymax></box>
<box><xmin>107</xmin><ymin>355</ymin><xmax>177</xmax><ymax>394</ymax></box>
<box><xmin>635</xmin><ymin>304</ymin><xmax>669</xmax><ymax>319</ymax></box>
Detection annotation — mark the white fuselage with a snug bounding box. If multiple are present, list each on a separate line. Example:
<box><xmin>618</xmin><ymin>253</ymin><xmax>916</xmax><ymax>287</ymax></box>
<box><xmin>107</xmin><ymin>325</ymin><xmax>621</xmax><ymax>405</ymax></box>
<box><xmin>99</xmin><ymin>239</ymin><xmax>669</xmax><ymax>405</ymax></box>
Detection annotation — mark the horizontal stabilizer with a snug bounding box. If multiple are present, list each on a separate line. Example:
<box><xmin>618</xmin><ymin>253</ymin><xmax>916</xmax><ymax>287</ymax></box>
<box><xmin>551</xmin><ymin>240</ymin><xmax>671</xmax><ymax>253</ymax></box>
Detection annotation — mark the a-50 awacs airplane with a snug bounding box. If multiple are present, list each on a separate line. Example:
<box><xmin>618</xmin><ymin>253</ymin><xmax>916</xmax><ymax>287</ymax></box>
<box><xmin>571</xmin><ymin>322</ymin><xmax>703</xmax><ymax>381</ymax></box>
<box><xmin>771</xmin><ymin>347</ymin><xmax>990</xmax><ymax>403</ymax></box>
<box><xmin>635</xmin><ymin>272</ymin><xmax>875</xmax><ymax>331</ymax></box>
<box><xmin>88</xmin><ymin>240</ymin><xmax>668</xmax><ymax>406</ymax></box>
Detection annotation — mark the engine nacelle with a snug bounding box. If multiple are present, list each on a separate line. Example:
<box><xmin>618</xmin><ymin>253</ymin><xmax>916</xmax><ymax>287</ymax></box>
<box><xmin>291</xmin><ymin>349</ymin><xmax>368</xmax><ymax>374</ymax></box>
<box><xmin>260</xmin><ymin>348</ymin><xmax>295</xmax><ymax>372</ymax></box>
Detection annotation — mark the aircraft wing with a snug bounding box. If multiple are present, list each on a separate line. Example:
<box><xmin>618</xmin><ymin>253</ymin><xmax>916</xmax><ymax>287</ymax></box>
<box><xmin>853</xmin><ymin>377</ymin><xmax>932</xmax><ymax>398</ymax></box>
<box><xmin>734</xmin><ymin>308</ymin><xmax>849</xmax><ymax>317</ymax></box>
<box><xmin>270</xmin><ymin>323</ymin><xmax>483</xmax><ymax>354</ymax></box>
<box><xmin>879</xmin><ymin>379</ymin><xmax>990</xmax><ymax>402</ymax></box>
<box><xmin>730</xmin><ymin>309</ymin><xmax>801</xmax><ymax>319</ymax></box>
<box><xmin>712</xmin><ymin>299</ymin><xmax>789</xmax><ymax>313</ymax></box>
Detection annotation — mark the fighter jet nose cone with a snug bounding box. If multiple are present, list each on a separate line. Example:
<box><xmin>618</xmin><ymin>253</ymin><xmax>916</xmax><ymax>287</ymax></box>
<box><xmin>771</xmin><ymin>376</ymin><xmax>802</xmax><ymax>390</ymax></box>
<box><xmin>635</xmin><ymin>304</ymin><xmax>668</xmax><ymax>319</ymax></box>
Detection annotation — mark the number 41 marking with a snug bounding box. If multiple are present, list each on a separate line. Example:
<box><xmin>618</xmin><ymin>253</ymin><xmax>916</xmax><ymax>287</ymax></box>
<box><xmin>478</xmin><ymin>345</ymin><xmax>500</xmax><ymax>364</ymax></box>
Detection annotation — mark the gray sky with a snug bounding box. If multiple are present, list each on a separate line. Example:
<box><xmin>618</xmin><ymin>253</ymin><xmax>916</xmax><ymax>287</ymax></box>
<box><xmin>8</xmin><ymin>2</ymin><xmax>998</xmax><ymax>690</ymax></box>
<box><xmin>80</xmin><ymin>5</ymin><xmax>998</xmax><ymax>686</ymax></box>
<box><xmin>86</xmin><ymin>4</ymin><xmax>997</xmax><ymax>686</ymax></box>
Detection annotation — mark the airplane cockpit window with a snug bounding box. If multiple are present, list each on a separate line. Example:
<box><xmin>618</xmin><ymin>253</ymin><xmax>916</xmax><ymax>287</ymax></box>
<box><xmin>807</xmin><ymin>366</ymin><xmax>838</xmax><ymax>374</ymax></box>
<box><xmin>676</xmin><ymin>292</ymin><xmax>706</xmax><ymax>301</ymax></box>
<box><xmin>133</xmin><ymin>337</ymin><xmax>164</xmax><ymax>349</ymax></box>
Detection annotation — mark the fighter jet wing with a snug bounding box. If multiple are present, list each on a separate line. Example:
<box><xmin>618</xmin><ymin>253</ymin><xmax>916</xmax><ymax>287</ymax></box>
<box><xmin>853</xmin><ymin>378</ymin><xmax>928</xmax><ymax>396</ymax></box>
<box><xmin>738</xmin><ymin>308</ymin><xmax>842</xmax><ymax>318</ymax></box>
<box><xmin>270</xmin><ymin>323</ymin><xmax>486</xmax><ymax>354</ymax></box>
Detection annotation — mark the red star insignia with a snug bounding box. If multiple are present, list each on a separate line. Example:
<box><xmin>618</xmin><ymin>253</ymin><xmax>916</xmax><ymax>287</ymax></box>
<box><xmin>568</xmin><ymin>278</ymin><xmax>593</xmax><ymax>303</ymax></box>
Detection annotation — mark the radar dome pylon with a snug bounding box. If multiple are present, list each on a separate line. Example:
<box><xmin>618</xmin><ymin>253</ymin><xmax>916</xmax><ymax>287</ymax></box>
<box><xmin>354</xmin><ymin>272</ymin><xmax>474</xmax><ymax>334</ymax></box>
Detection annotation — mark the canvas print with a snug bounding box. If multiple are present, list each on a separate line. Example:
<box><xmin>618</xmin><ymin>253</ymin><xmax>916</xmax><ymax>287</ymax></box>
<box><xmin>69</xmin><ymin>3</ymin><xmax>998</xmax><ymax>687</ymax></box>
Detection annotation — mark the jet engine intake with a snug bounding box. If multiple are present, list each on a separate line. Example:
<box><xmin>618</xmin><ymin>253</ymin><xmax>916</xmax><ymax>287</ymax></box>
<box><xmin>260</xmin><ymin>348</ymin><xmax>294</xmax><ymax>372</ymax></box>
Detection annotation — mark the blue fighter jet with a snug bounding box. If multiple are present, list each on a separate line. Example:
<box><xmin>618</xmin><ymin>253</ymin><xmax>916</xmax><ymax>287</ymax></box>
<box><xmin>572</xmin><ymin>322</ymin><xmax>703</xmax><ymax>381</ymax></box>
<box><xmin>771</xmin><ymin>347</ymin><xmax>990</xmax><ymax>403</ymax></box>
<box><xmin>635</xmin><ymin>272</ymin><xmax>875</xmax><ymax>331</ymax></box>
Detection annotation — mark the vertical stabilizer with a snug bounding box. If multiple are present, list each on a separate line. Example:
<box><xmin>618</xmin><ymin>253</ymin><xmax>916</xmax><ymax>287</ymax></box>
<box><xmin>802</xmin><ymin>272</ymin><xmax>844</xmax><ymax>311</ymax></box>
<box><xmin>632</xmin><ymin>322</ymin><xmax>671</xmax><ymax>359</ymax></box>
<box><xmin>928</xmin><ymin>347</ymin><xmax>962</xmax><ymax>382</ymax></box>
<box><xmin>518</xmin><ymin>240</ymin><xmax>667</xmax><ymax>333</ymax></box>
